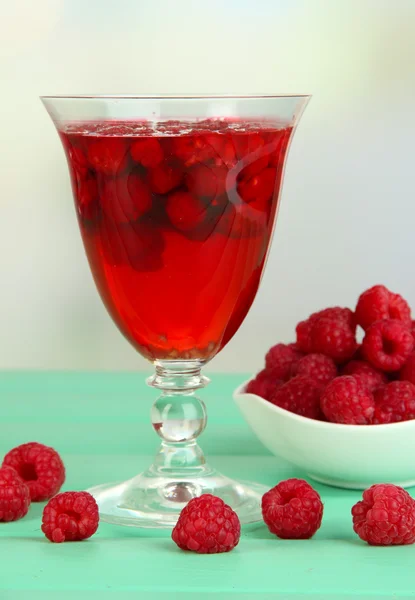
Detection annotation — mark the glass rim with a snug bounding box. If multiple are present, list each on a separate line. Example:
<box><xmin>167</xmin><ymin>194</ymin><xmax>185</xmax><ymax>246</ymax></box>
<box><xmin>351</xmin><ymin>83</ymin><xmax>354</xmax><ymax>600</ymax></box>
<box><xmin>40</xmin><ymin>93</ymin><xmax>311</xmax><ymax>100</ymax></box>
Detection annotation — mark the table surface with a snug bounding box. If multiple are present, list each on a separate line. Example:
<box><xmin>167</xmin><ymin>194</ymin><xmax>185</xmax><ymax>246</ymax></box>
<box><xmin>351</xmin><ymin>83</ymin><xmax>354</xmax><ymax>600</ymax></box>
<box><xmin>0</xmin><ymin>371</ymin><xmax>414</xmax><ymax>599</ymax></box>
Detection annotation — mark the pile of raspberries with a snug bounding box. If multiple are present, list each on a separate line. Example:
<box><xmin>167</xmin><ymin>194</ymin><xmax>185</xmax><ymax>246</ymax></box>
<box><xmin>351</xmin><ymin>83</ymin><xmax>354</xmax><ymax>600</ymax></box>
<box><xmin>247</xmin><ymin>284</ymin><xmax>415</xmax><ymax>425</ymax></box>
<box><xmin>0</xmin><ymin>441</ymin><xmax>99</xmax><ymax>543</ymax></box>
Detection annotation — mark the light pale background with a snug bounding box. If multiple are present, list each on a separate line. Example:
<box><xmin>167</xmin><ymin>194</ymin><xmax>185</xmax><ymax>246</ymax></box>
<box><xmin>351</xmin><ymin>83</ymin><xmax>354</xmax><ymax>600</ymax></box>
<box><xmin>1</xmin><ymin>0</ymin><xmax>414</xmax><ymax>373</ymax></box>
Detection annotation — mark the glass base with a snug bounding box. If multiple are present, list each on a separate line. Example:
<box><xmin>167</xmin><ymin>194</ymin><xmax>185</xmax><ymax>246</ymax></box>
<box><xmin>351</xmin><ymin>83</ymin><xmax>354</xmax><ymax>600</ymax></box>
<box><xmin>88</xmin><ymin>466</ymin><xmax>267</xmax><ymax>528</ymax></box>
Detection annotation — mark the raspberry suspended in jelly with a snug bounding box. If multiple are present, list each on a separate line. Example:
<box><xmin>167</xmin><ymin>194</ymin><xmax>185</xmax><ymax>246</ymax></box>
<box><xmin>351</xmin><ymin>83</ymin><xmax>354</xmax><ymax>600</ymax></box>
<box><xmin>76</xmin><ymin>178</ymin><xmax>101</xmax><ymax>226</ymax></box>
<box><xmin>185</xmin><ymin>164</ymin><xmax>228</xmax><ymax>200</ymax></box>
<box><xmin>237</xmin><ymin>167</ymin><xmax>277</xmax><ymax>210</ymax></box>
<box><xmin>147</xmin><ymin>162</ymin><xmax>183</xmax><ymax>194</ymax></box>
<box><xmin>171</xmin><ymin>134</ymin><xmax>217</xmax><ymax>166</ymax></box>
<box><xmin>101</xmin><ymin>172</ymin><xmax>152</xmax><ymax>224</ymax></box>
<box><xmin>130</xmin><ymin>137</ymin><xmax>164</xmax><ymax>168</ymax></box>
<box><xmin>166</xmin><ymin>191</ymin><xmax>208</xmax><ymax>233</ymax></box>
<box><xmin>87</xmin><ymin>138</ymin><xmax>129</xmax><ymax>175</ymax></box>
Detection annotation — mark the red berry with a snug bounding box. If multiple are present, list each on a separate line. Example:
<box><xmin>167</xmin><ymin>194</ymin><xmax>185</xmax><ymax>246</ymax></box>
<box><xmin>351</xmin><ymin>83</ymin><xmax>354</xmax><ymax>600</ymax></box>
<box><xmin>362</xmin><ymin>319</ymin><xmax>414</xmax><ymax>372</ymax></box>
<box><xmin>185</xmin><ymin>164</ymin><xmax>227</xmax><ymax>199</ymax></box>
<box><xmin>67</xmin><ymin>144</ymin><xmax>89</xmax><ymax>179</ymax></box>
<box><xmin>270</xmin><ymin>376</ymin><xmax>323</xmax><ymax>419</ymax></box>
<box><xmin>147</xmin><ymin>162</ymin><xmax>182</xmax><ymax>194</ymax></box>
<box><xmin>0</xmin><ymin>466</ymin><xmax>30</xmax><ymax>522</ymax></box>
<box><xmin>400</xmin><ymin>351</ymin><xmax>415</xmax><ymax>385</ymax></box>
<box><xmin>130</xmin><ymin>137</ymin><xmax>164</xmax><ymax>168</ymax></box>
<box><xmin>246</xmin><ymin>369</ymin><xmax>283</xmax><ymax>400</ymax></box>
<box><xmin>86</xmin><ymin>138</ymin><xmax>129</xmax><ymax>175</ymax></box>
<box><xmin>310</xmin><ymin>318</ymin><xmax>357</xmax><ymax>363</ymax></box>
<box><xmin>41</xmin><ymin>491</ymin><xmax>99</xmax><ymax>543</ymax></box>
<box><xmin>265</xmin><ymin>343</ymin><xmax>303</xmax><ymax>381</ymax></box>
<box><xmin>204</xmin><ymin>133</ymin><xmax>236</xmax><ymax>167</ymax></box>
<box><xmin>373</xmin><ymin>381</ymin><xmax>415</xmax><ymax>424</ymax></box>
<box><xmin>233</xmin><ymin>132</ymin><xmax>265</xmax><ymax>160</ymax></box>
<box><xmin>75</xmin><ymin>178</ymin><xmax>101</xmax><ymax>226</ymax></box>
<box><xmin>237</xmin><ymin>167</ymin><xmax>277</xmax><ymax>210</ymax></box>
<box><xmin>165</xmin><ymin>191</ymin><xmax>208</xmax><ymax>233</ymax></box>
<box><xmin>262</xmin><ymin>478</ymin><xmax>323</xmax><ymax>539</ymax></box>
<box><xmin>342</xmin><ymin>360</ymin><xmax>388</xmax><ymax>392</ymax></box>
<box><xmin>101</xmin><ymin>173</ymin><xmax>152</xmax><ymax>224</ymax></box>
<box><xmin>296</xmin><ymin>308</ymin><xmax>357</xmax><ymax>360</ymax></box>
<box><xmin>292</xmin><ymin>353</ymin><xmax>337</xmax><ymax>385</ymax></box>
<box><xmin>2</xmin><ymin>442</ymin><xmax>65</xmax><ymax>502</ymax></box>
<box><xmin>355</xmin><ymin>285</ymin><xmax>411</xmax><ymax>331</ymax></box>
<box><xmin>320</xmin><ymin>376</ymin><xmax>375</xmax><ymax>424</ymax></box>
<box><xmin>310</xmin><ymin>307</ymin><xmax>356</xmax><ymax>332</ymax></box>
<box><xmin>172</xmin><ymin>494</ymin><xmax>240</xmax><ymax>554</ymax></box>
<box><xmin>172</xmin><ymin>135</ymin><xmax>216</xmax><ymax>166</ymax></box>
<box><xmin>352</xmin><ymin>484</ymin><xmax>415</xmax><ymax>545</ymax></box>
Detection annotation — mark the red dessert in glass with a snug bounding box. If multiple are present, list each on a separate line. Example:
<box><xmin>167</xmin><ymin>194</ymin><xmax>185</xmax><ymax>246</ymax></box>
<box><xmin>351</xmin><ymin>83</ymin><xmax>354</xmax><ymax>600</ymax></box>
<box><xmin>60</xmin><ymin>119</ymin><xmax>293</xmax><ymax>362</ymax></box>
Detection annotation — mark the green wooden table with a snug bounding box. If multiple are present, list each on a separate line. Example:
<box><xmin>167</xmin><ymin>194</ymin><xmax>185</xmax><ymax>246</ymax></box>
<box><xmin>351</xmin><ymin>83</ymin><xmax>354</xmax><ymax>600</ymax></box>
<box><xmin>0</xmin><ymin>372</ymin><xmax>414</xmax><ymax>599</ymax></box>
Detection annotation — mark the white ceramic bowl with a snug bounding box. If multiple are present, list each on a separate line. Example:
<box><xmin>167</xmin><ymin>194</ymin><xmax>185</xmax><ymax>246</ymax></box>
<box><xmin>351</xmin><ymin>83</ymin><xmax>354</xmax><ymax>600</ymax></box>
<box><xmin>234</xmin><ymin>380</ymin><xmax>415</xmax><ymax>489</ymax></box>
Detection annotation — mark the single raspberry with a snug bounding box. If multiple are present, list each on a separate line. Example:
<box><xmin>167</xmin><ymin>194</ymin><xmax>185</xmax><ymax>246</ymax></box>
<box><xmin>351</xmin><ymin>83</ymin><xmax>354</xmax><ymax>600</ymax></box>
<box><xmin>172</xmin><ymin>494</ymin><xmax>240</xmax><ymax>554</ymax></box>
<box><xmin>0</xmin><ymin>466</ymin><xmax>31</xmax><ymax>522</ymax></box>
<box><xmin>165</xmin><ymin>191</ymin><xmax>207</xmax><ymax>233</ymax></box>
<box><xmin>2</xmin><ymin>442</ymin><xmax>65</xmax><ymax>502</ymax></box>
<box><xmin>147</xmin><ymin>162</ymin><xmax>182</xmax><ymax>194</ymax></box>
<box><xmin>262</xmin><ymin>478</ymin><xmax>323</xmax><ymax>539</ymax></box>
<box><xmin>237</xmin><ymin>167</ymin><xmax>277</xmax><ymax>210</ymax></box>
<box><xmin>75</xmin><ymin>178</ymin><xmax>101</xmax><ymax>226</ymax></box>
<box><xmin>291</xmin><ymin>353</ymin><xmax>337</xmax><ymax>385</ymax></box>
<box><xmin>400</xmin><ymin>351</ymin><xmax>415</xmax><ymax>385</ymax></box>
<box><xmin>320</xmin><ymin>376</ymin><xmax>375</xmax><ymax>424</ymax></box>
<box><xmin>342</xmin><ymin>360</ymin><xmax>388</xmax><ymax>392</ymax></box>
<box><xmin>130</xmin><ymin>137</ymin><xmax>164</xmax><ymax>168</ymax></box>
<box><xmin>310</xmin><ymin>307</ymin><xmax>356</xmax><ymax>332</ymax></box>
<box><xmin>362</xmin><ymin>319</ymin><xmax>414</xmax><ymax>372</ymax></box>
<box><xmin>68</xmin><ymin>144</ymin><xmax>89</xmax><ymax>179</ymax></box>
<box><xmin>233</xmin><ymin>132</ymin><xmax>265</xmax><ymax>160</ymax></box>
<box><xmin>86</xmin><ymin>138</ymin><xmax>129</xmax><ymax>175</ymax></box>
<box><xmin>352</xmin><ymin>484</ymin><xmax>415</xmax><ymax>545</ymax></box>
<box><xmin>296</xmin><ymin>307</ymin><xmax>357</xmax><ymax>360</ymax></box>
<box><xmin>310</xmin><ymin>318</ymin><xmax>357</xmax><ymax>363</ymax></box>
<box><xmin>355</xmin><ymin>285</ymin><xmax>411</xmax><ymax>331</ymax></box>
<box><xmin>204</xmin><ymin>133</ymin><xmax>237</xmax><ymax>167</ymax></box>
<box><xmin>101</xmin><ymin>173</ymin><xmax>152</xmax><ymax>224</ymax></box>
<box><xmin>265</xmin><ymin>343</ymin><xmax>303</xmax><ymax>381</ymax></box>
<box><xmin>42</xmin><ymin>491</ymin><xmax>99</xmax><ymax>543</ymax></box>
<box><xmin>246</xmin><ymin>369</ymin><xmax>283</xmax><ymax>400</ymax></box>
<box><xmin>373</xmin><ymin>381</ymin><xmax>415</xmax><ymax>424</ymax></box>
<box><xmin>171</xmin><ymin>135</ymin><xmax>216</xmax><ymax>166</ymax></box>
<box><xmin>185</xmin><ymin>164</ymin><xmax>227</xmax><ymax>200</ymax></box>
<box><xmin>270</xmin><ymin>376</ymin><xmax>323</xmax><ymax>419</ymax></box>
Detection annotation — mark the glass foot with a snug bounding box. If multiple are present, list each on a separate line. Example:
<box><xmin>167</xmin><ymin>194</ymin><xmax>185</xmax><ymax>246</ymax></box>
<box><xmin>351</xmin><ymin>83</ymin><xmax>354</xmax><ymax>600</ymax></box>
<box><xmin>88</xmin><ymin>467</ymin><xmax>268</xmax><ymax>528</ymax></box>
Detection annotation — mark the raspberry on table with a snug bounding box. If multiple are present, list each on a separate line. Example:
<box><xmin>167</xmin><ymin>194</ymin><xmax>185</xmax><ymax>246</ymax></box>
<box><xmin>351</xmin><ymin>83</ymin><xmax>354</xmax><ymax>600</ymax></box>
<box><xmin>355</xmin><ymin>285</ymin><xmax>411</xmax><ymax>331</ymax></box>
<box><xmin>342</xmin><ymin>360</ymin><xmax>388</xmax><ymax>392</ymax></box>
<box><xmin>270</xmin><ymin>375</ymin><xmax>324</xmax><ymax>420</ymax></box>
<box><xmin>246</xmin><ymin>369</ymin><xmax>283</xmax><ymax>400</ymax></box>
<box><xmin>2</xmin><ymin>442</ymin><xmax>65</xmax><ymax>502</ymax></box>
<box><xmin>400</xmin><ymin>351</ymin><xmax>415</xmax><ymax>385</ymax></box>
<box><xmin>172</xmin><ymin>494</ymin><xmax>241</xmax><ymax>554</ymax></box>
<box><xmin>0</xmin><ymin>466</ymin><xmax>31</xmax><ymax>522</ymax></box>
<box><xmin>265</xmin><ymin>343</ymin><xmax>303</xmax><ymax>381</ymax></box>
<box><xmin>352</xmin><ymin>484</ymin><xmax>415</xmax><ymax>545</ymax></box>
<box><xmin>262</xmin><ymin>478</ymin><xmax>323</xmax><ymax>539</ymax></box>
<box><xmin>373</xmin><ymin>381</ymin><xmax>415</xmax><ymax>424</ymax></box>
<box><xmin>320</xmin><ymin>375</ymin><xmax>375</xmax><ymax>424</ymax></box>
<box><xmin>42</xmin><ymin>491</ymin><xmax>99</xmax><ymax>543</ymax></box>
<box><xmin>291</xmin><ymin>353</ymin><xmax>337</xmax><ymax>385</ymax></box>
<box><xmin>362</xmin><ymin>319</ymin><xmax>414</xmax><ymax>372</ymax></box>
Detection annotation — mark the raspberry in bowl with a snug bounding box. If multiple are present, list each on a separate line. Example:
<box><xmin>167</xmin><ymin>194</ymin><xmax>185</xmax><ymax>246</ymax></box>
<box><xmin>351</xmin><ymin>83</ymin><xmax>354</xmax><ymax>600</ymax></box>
<box><xmin>234</xmin><ymin>286</ymin><xmax>415</xmax><ymax>489</ymax></box>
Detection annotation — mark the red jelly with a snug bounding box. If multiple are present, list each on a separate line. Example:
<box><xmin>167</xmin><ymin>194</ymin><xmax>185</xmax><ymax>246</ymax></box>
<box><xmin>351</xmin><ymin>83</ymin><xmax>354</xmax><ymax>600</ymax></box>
<box><xmin>60</xmin><ymin>119</ymin><xmax>293</xmax><ymax>361</ymax></box>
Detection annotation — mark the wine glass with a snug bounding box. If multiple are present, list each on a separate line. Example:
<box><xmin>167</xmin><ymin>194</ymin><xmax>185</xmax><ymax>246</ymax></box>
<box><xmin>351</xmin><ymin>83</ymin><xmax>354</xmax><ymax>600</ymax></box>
<box><xmin>41</xmin><ymin>94</ymin><xmax>310</xmax><ymax>527</ymax></box>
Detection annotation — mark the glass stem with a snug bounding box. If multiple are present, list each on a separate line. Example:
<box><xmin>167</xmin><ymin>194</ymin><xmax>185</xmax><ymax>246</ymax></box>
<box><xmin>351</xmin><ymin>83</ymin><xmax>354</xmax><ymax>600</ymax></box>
<box><xmin>147</xmin><ymin>361</ymin><xmax>210</xmax><ymax>477</ymax></box>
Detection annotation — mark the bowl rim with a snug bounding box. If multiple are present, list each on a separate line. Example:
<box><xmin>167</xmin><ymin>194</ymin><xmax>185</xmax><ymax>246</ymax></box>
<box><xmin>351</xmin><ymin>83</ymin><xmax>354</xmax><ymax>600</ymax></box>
<box><xmin>234</xmin><ymin>380</ymin><xmax>415</xmax><ymax>432</ymax></box>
